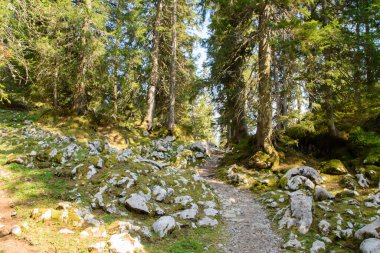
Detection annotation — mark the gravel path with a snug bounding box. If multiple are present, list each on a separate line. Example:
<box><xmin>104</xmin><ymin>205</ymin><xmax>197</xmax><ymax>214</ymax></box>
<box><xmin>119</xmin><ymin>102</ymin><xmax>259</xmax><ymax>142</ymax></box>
<box><xmin>198</xmin><ymin>151</ymin><xmax>284</xmax><ymax>253</ymax></box>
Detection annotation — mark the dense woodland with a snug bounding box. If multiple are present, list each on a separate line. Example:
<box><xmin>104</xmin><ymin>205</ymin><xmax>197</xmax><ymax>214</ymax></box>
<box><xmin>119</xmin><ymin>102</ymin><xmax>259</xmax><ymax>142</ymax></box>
<box><xmin>1</xmin><ymin>0</ymin><xmax>379</xmax><ymax>147</ymax></box>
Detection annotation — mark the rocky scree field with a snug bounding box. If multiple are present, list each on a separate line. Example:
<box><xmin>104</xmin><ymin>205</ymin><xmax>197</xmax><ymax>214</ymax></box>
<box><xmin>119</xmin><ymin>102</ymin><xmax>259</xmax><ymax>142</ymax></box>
<box><xmin>220</xmin><ymin>147</ymin><xmax>380</xmax><ymax>253</ymax></box>
<box><xmin>0</xmin><ymin>109</ymin><xmax>222</xmax><ymax>253</ymax></box>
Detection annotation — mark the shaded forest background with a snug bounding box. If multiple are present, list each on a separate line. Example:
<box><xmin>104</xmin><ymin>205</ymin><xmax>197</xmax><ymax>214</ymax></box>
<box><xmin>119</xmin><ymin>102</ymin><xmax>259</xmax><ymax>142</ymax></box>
<box><xmin>0</xmin><ymin>0</ymin><xmax>379</xmax><ymax>163</ymax></box>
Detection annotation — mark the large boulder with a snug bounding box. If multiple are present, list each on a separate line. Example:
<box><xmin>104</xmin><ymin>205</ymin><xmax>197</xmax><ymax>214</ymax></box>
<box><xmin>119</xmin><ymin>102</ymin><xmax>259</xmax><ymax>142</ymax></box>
<box><xmin>355</xmin><ymin>219</ymin><xmax>380</xmax><ymax>240</ymax></box>
<box><xmin>190</xmin><ymin>141</ymin><xmax>210</xmax><ymax>157</ymax></box>
<box><xmin>152</xmin><ymin>216</ymin><xmax>176</xmax><ymax>238</ymax></box>
<box><xmin>360</xmin><ymin>238</ymin><xmax>380</xmax><ymax>253</ymax></box>
<box><xmin>282</xmin><ymin>166</ymin><xmax>323</xmax><ymax>185</ymax></box>
<box><xmin>285</xmin><ymin>175</ymin><xmax>315</xmax><ymax>191</ymax></box>
<box><xmin>320</xmin><ymin>159</ymin><xmax>348</xmax><ymax>175</ymax></box>
<box><xmin>125</xmin><ymin>193</ymin><xmax>150</xmax><ymax>214</ymax></box>
<box><xmin>279</xmin><ymin>190</ymin><xmax>313</xmax><ymax>234</ymax></box>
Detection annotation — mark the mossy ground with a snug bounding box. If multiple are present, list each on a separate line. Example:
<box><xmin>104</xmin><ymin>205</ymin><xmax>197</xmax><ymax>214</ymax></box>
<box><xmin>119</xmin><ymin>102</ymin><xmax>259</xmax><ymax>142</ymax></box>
<box><xmin>0</xmin><ymin>109</ymin><xmax>224</xmax><ymax>253</ymax></box>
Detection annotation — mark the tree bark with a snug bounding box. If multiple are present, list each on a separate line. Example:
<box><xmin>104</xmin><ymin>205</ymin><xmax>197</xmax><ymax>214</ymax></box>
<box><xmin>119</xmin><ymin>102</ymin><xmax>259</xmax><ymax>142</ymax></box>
<box><xmin>145</xmin><ymin>0</ymin><xmax>162</xmax><ymax>131</ymax></box>
<box><xmin>53</xmin><ymin>67</ymin><xmax>58</xmax><ymax>111</ymax></box>
<box><xmin>167</xmin><ymin>0</ymin><xmax>177</xmax><ymax>134</ymax></box>
<box><xmin>321</xmin><ymin>0</ymin><xmax>338</xmax><ymax>137</ymax></box>
<box><xmin>73</xmin><ymin>0</ymin><xmax>91</xmax><ymax>115</ymax></box>
<box><xmin>256</xmin><ymin>2</ymin><xmax>275</xmax><ymax>154</ymax></box>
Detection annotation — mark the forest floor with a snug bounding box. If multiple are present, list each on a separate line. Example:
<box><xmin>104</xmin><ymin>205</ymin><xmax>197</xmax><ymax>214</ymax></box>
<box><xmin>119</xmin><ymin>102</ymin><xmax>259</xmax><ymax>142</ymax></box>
<box><xmin>198</xmin><ymin>150</ymin><xmax>284</xmax><ymax>253</ymax></box>
<box><xmin>0</xmin><ymin>169</ymin><xmax>38</xmax><ymax>253</ymax></box>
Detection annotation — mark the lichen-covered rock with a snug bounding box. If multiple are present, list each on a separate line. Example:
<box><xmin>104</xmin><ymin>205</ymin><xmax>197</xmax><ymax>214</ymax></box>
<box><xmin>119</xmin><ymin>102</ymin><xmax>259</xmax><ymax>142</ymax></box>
<box><xmin>152</xmin><ymin>216</ymin><xmax>176</xmax><ymax>238</ymax></box>
<box><xmin>197</xmin><ymin>217</ymin><xmax>218</xmax><ymax>227</ymax></box>
<box><xmin>355</xmin><ymin>219</ymin><xmax>380</xmax><ymax>240</ymax></box>
<box><xmin>356</xmin><ymin>174</ymin><xmax>370</xmax><ymax>188</ymax></box>
<box><xmin>282</xmin><ymin>166</ymin><xmax>323</xmax><ymax>185</ymax></box>
<box><xmin>190</xmin><ymin>140</ymin><xmax>210</xmax><ymax>157</ymax></box>
<box><xmin>360</xmin><ymin>238</ymin><xmax>380</xmax><ymax>253</ymax></box>
<box><xmin>310</xmin><ymin>240</ymin><xmax>325</xmax><ymax>253</ymax></box>
<box><xmin>285</xmin><ymin>175</ymin><xmax>315</xmax><ymax>191</ymax></box>
<box><xmin>339</xmin><ymin>174</ymin><xmax>357</xmax><ymax>190</ymax></box>
<box><xmin>282</xmin><ymin>239</ymin><xmax>302</xmax><ymax>250</ymax></box>
<box><xmin>320</xmin><ymin>159</ymin><xmax>348</xmax><ymax>175</ymax></box>
<box><xmin>314</xmin><ymin>186</ymin><xmax>334</xmax><ymax>201</ymax></box>
<box><xmin>318</xmin><ymin>220</ymin><xmax>330</xmax><ymax>235</ymax></box>
<box><xmin>279</xmin><ymin>190</ymin><xmax>313</xmax><ymax>234</ymax></box>
<box><xmin>336</xmin><ymin>189</ymin><xmax>359</xmax><ymax>199</ymax></box>
<box><xmin>125</xmin><ymin>193</ymin><xmax>150</xmax><ymax>214</ymax></box>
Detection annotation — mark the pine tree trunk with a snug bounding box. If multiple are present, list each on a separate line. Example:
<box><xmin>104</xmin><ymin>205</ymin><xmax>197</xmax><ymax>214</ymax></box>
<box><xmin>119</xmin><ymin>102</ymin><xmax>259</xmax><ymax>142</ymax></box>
<box><xmin>256</xmin><ymin>2</ymin><xmax>275</xmax><ymax>154</ymax></box>
<box><xmin>113</xmin><ymin>75</ymin><xmax>118</xmax><ymax>116</ymax></box>
<box><xmin>145</xmin><ymin>0</ymin><xmax>162</xmax><ymax>131</ymax></box>
<box><xmin>167</xmin><ymin>0</ymin><xmax>177</xmax><ymax>134</ymax></box>
<box><xmin>73</xmin><ymin>0</ymin><xmax>91</xmax><ymax>115</ymax></box>
<box><xmin>53</xmin><ymin>68</ymin><xmax>58</xmax><ymax>111</ymax></box>
<box><xmin>321</xmin><ymin>0</ymin><xmax>338</xmax><ymax>137</ymax></box>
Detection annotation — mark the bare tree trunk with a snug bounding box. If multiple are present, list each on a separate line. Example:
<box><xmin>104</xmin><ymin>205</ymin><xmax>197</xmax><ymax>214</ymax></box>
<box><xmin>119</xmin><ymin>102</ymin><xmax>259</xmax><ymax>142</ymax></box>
<box><xmin>256</xmin><ymin>2</ymin><xmax>275</xmax><ymax>154</ymax></box>
<box><xmin>167</xmin><ymin>0</ymin><xmax>177</xmax><ymax>134</ymax></box>
<box><xmin>145</xmin><ymin>0</ymin><xmax>162</xmax><ymax>131</ymax></box>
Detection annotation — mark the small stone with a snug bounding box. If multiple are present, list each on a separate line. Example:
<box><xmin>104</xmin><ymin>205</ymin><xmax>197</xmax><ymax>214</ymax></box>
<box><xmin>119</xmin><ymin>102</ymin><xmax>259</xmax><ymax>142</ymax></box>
<box><xmin>197</xmin><ymin>217</ymin><xmax>218</xmax><ymax>227</ymax></box>
<box><xmin>310</xmin><ymin>240</ymin><xmax>325</xmax><ymax>253</ymax></box>
<box><xmin>314</xmin><ymin>186</ymin><xmax>334</xmax><ymax>201</ymax></box>
<box><xmin>40</xmin><ymin>209</ymin><xmax>52</xmax><ymax>222</ymax></box>
<box><xmin>204</xmin><ymin>208</ymin><xmax>218</xmax><ymax>217</ymax></box>
<box><xmin>318</xmin><ymin>220</ymin><xmax>330</xmax><ymax>235</ymax></box>
<box><xmin>283</xmin><ymin>239</ymin><xmax>302</xmax><ymax>249</ymax></box>
<box><xmin>0</xmin><ymin>225</ymin><xmax>10</xmax><ymax>237</ymax></box>
<box><xmin>11</xmin><ymin>225</ymin><xmax>21</xmax><ymax>236</ymax></box>
<box><xmin>88</xmin><ymin>241</ymin><xmax>106</xmax><ymax>252</ymax></box>
<box><xmin>11</xmin><ymin>211</ymin><xmax>17</xmax><ymax>218</ymax></box>
<box><xmin>58</xmin><ymin>228</ymin><xmax>75</xmax><ymax>234</ymax></box>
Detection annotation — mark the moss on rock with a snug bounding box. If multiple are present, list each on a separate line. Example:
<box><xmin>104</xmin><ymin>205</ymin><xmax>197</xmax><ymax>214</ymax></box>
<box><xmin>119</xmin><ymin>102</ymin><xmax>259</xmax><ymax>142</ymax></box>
<box><xmin>320</xmin><ymin>159</ymin><xmax>348</xmax><ymax>175</ymax></box>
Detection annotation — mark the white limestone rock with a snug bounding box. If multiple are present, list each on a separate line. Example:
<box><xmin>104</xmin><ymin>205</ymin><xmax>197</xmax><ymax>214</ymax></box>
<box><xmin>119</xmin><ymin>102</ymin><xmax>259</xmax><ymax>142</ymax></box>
<box><xmin>355</xmin><ymin>219</ymin><xmax>380</xmax><ymax>240</ymax></box>
<box><xmin>283</xmin><ymin>239</ymin><xmax>302</xmax><ymax>250</ymax></box>
<box><xmin>10</xmin><ymin>225</ymin><xmax>21</xmax><ymax>236</ymax></box>
<box><xmin>197</xmin><ymin>217</ymin><xmax>218</xmax><ymax>227</ymax></box>
<box><xmin>108</xmin><ymin>233</ymin><xmax>143</xmax><ymax>253</ymax></box>
<box><xmin>356</xmin><ymin>174</ymin><xmax>370</xmax><ymax>188</ymax></box>
<box><xmin>175</xmin><ymin>195</ymin><xmax>193</xmax><ymax>206</ymax></box>
<box><xmin>152</xmin><ymin>216</ymin><xmax>176</xmax><ymax>238</ymax></box>
<box><xmin>283</xmin><ymin>166</ymin><xmax>323</xmax><ymax>185</ymax></box>
<box><xmin>360</xmin><ymin>238</ymin><xmax>380</xmax><ymax>253</ymax></box>
<box><xmin>125</xmin><ymin>193</ymin><xmax>150</xmax><ymax>214</ymax></box>
<box><xmin>314</xmin><ymin>186</ymin><xmax>334</xmax><ymax>201</ymax></box>
<box><xmin>310</xmin><ymin>240</ymin><xmax>325</xmax><ymax>253</ymax></box>
<box><xmin>279</xmin><ymin>190</ymin><xmax>313</xmax><ymax>234</ymax></box>
<box><xmin>318</xmin><ymin>220</ymin><xmax>330</xmax><ymax>235</ymax></box>
<box><xmin>58</xmin><ymin>228</ymin><xmax>75</xmax><ymax>234</ymax></box>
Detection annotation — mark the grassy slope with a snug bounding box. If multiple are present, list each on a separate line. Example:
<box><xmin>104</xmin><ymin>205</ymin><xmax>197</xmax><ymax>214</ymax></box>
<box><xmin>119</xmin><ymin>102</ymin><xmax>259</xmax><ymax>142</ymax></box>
<box><xmin>0</xmin><ymin>109</ymin><xmax>224</xmax><ymax>253</ymax></box>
